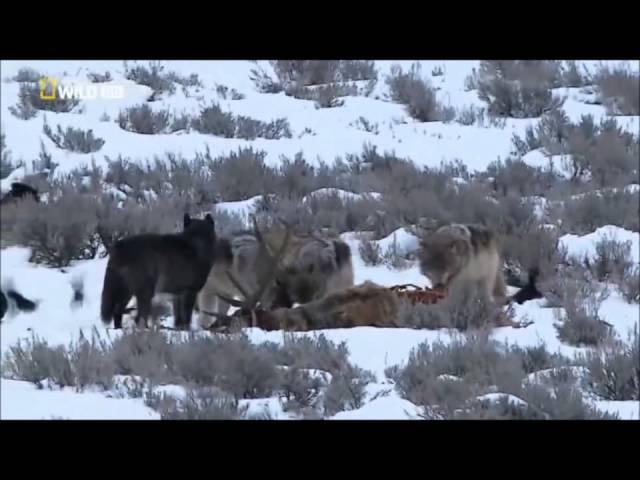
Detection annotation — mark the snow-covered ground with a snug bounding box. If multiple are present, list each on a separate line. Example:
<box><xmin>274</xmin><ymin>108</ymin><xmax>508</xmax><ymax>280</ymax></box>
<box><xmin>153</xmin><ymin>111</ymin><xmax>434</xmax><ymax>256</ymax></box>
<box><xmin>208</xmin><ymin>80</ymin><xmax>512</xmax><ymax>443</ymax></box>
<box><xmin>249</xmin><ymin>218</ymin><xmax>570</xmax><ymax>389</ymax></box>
<box><xmin>1</xmin><ymin>60</ymin><xmax>638</xmax><ymax>420</ymax></box>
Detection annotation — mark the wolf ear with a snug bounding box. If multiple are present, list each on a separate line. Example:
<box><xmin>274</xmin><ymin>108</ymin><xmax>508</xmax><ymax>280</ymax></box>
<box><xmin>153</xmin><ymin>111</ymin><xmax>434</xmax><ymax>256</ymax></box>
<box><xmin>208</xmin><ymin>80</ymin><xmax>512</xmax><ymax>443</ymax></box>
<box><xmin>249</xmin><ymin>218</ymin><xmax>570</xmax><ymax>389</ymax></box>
<box><xmin>204</xmin><ymin>213</ymin><xmax>215</xmax><ymax>227</ymax></box>
<box><xmin>183</xmin><ymin>213</ymin><xmax>191</xmax><ymax>229</ymax></box>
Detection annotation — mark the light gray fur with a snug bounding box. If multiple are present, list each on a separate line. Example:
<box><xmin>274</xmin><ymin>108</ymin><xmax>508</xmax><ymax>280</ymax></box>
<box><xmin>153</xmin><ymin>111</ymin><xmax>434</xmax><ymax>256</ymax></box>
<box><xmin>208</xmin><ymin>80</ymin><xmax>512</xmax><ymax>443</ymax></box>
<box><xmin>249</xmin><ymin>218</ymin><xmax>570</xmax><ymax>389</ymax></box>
<box><xmin>196</xmin><ymin>231</ymin><xmax>354</xmax><ymax>328</ymax></box>
<box><xmin>418</xmin><ymin>223</ymin><xmax>507</xmax><ymax>304</ymax></box>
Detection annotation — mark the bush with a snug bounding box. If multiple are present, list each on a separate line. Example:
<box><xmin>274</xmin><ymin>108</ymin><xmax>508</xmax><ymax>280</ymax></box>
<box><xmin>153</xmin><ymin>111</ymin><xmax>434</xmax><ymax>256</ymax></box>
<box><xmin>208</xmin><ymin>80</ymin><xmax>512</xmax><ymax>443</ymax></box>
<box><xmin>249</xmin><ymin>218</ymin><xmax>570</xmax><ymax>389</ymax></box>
<box><xmin>500</xmin><ymin>223</ymin><xmax>567</xmax><ymax>279</ymax></box>
<box><xmin>166</xmin><ymin>71</ymin><xmax>202</xmax><ymax>88</ymax></box>
<box><xmin>124</xmin><ymin>61</ymin><xmax>175</xmax><ymax>97</ymax></box>
<box><xmin>386</xmin><ymin>63</ymin><xmax>449</xmax><ymax>122</ymax></box>
<box><xmin>87</xmin><ymin>71</ymin><xmax>112</xmax><ymax>83</ymax></box>
<box><xmin>170</xmin><ymin>334</ymin><xmax>282</xmax><ymax>400</ymax></box>
<box><xmin>117</xmin><ymin>104</ymin><xmax>171</xmax><ymax>135</ymax></box>
<box><xmin>386</xmin><ymin>333</ymin><xmax>527</xmax><ymax>417</ymax></box>
<box><xmin>235</xmin><ymin>115</ymin><xmax>292</xmax><ymax>140</ymax></box>
<box><xmin>95</xmin><ymin>195</ymin><xmax>186</xmax><ymax>255</ymax></box>
<box><xmin>456</xmin><ymin>381</ymin><xmax>616</xmax><ymax>420</ymax></box>
<box><xmin>511</xmin><ymin>107</ymin><xmax>572</xmax><ymax>157</ymax></box>
<box><xmin>590</xmin><ymin>234</ymin><xmax>634</xmax><ymax>283</ymax></box>
<box><xmin>2</xmin><ymin>330</ymin><xmax>114</xmax><ymax>390</ymax></box>
<box><xmin>2</xmin><ymin>327</ymin><xmax>373</xmax><ymax>419</ymax></box>
<box><xmin>43</xmin><ymin>122</ymin><xmax>105</xmax><ymax>153</ymax></box>
<box><xmin>8</xmin><ymin>189</ymin><xmax>100</xmax><ymax>267</ymax></box>
<box><xmin>582</xmin><ymin>130</ymin><xmax>638</xmax><ymax>189</ymax></box>
<box><xmin>1</xmin><ymin>131</ymin><xmax>15</xmax><ymax>179</ymax></box>
<box><xmin>190</xmin><ymin>102</ymin><xmax>292</xmax><ymax>139</ymax></box>
<box><xmin>13</xmin><ymin>67</ymin><xmax>41</xmax><ymax>83</ymax></box>
<box><xmin>263</xmin><ymin>334</ymin><xmax>375</xmax><ymax>417</ymax></box>
<box><xmin>509</xmin><ymin>343</ymin><xmax>570</xmax><ymax>375</ymax></box>
<box><xmin>486</xmin><ymin>157</ymin><xmax>552</xmax><ymax>197</ymax></box>
<box><xmin>215</xmin><ymin>84</ymin><xmax>244</xmax><ymax>100</ymax></box>
<box><xmin>2</xmin><ymin>334</ymin><xmax>75</xmax><ymax>387</ymax></box>
<box><xmin>475</xmin><ymin>60</ymin><xmax>564</xmax><ymax>118</ymax></box>
<box><xmin>559</xmin><ymin>61</ymin><xmax>588</xmax><ymax>88</ymax></box>
<box><xmin>619</xmin><ymin>265</ymin><xmax>640</xmax><ymax>303</ymax></box>
<box><xmin>553</xmin><ymin>269</ymin><xmax>613</xmax><ymax>347</ymax></box>
<box><xmin>204</xmin><ymin>147</ymin><xmax>277</xmax><ymax>201</ymax></box>
<box><xmin>579</xmin><ymin>326</ymin><xmax>639</xmax><ymax>401</ymax></box>
<box><xmin>517</xmin><ymin>375</ymin><xmax>617</xmax><ymax>420</ymax></box>
<box><xmin>271</xmin><ymin>60</ymin><xmax>377</xmax><ymax>87</ymax></box>
<box><xmin>593</xmin><ymin>63</ymin><xmax>639</xmax><ymax>115</ymax></box>
<box><xmin>190</xmin><ymin>102</ymin><xmax>235</xmax><ymax>137</ymax></box>
<box><xmin>145</xmin><ymin>387</ymin><xmax>247</xmax><ymax>419</ymax></box>
<box><xmin>388</xmin><ymin>334</ymin><xmax>615</xmax><ymax>420</ymax></box>
<box><xmin>559</xmin><ymin>189</ymin><xmax>639</xmax><ymax>234</ymax></box>
<box><xmin>358</xmin><ymin>237</ymin><xmax>383</xmax><ymax>266</ymax></box>
<box><xmin>456</xmin><ymin>105</ymin><xmax>485</xmax><ymax>126</ymax></box>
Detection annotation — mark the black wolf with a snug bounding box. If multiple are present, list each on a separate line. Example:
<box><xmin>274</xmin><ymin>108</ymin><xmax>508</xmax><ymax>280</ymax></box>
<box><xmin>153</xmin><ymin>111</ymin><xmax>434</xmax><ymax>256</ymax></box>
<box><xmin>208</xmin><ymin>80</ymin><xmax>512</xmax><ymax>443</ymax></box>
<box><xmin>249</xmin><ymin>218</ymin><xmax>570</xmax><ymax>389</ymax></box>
<box><xmin>100</xmin><ymin>213</ymin><xmax>217</xmax><ymax>330</ymax></box>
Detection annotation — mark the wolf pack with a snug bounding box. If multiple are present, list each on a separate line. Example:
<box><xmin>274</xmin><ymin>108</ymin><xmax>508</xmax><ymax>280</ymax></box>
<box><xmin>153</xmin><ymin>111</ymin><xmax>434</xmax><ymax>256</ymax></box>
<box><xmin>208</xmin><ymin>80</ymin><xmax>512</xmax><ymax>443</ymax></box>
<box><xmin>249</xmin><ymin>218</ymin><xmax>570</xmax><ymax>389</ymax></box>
<box><xmin>98</xmin><ymin>210</ymin><xmax>542</xmax><ymax>332</ymax></box>
<box><xmin>1</xmin><ymin>181</ymin><xmax>541</xmax><ymax>328</ymax></box>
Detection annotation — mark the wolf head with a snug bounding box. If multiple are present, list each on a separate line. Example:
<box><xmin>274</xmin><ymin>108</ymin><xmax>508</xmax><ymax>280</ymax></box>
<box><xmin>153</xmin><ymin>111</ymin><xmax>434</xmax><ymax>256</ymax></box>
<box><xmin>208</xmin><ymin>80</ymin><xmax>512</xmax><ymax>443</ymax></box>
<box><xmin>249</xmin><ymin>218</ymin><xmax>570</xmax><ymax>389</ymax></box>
<box><xmin>268</xmin><ymin>238</ymin><xmax>353</xmax><ymax>308</ymax></box>
<box><xmin>182</xmin><ymin>213</ymin><xmax>217</xmax><ymax>254</ymax></box>
<box><xmin>271</xmin><ymin>263</ymin><xmax>325</xmax><ymax>307</ymax></box>
<box><xmin>418</xmin><ymin>226</ymin><xmax>472</xmax><ymax>289</ymax></box>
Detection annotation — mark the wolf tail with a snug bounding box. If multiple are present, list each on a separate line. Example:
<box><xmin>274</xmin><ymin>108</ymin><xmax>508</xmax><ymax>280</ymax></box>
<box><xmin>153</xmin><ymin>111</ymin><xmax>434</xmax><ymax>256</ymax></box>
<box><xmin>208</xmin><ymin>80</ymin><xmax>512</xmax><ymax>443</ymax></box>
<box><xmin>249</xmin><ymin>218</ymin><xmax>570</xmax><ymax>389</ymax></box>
<box><xmin>100</xmin><ymin>261</ymin><xmax>127</xmax><ymax>325</ymax></box>
<box><xmin>333</xmin><ymin>240</ymin><xmax>352</xmax><ymax>268</ymax></box>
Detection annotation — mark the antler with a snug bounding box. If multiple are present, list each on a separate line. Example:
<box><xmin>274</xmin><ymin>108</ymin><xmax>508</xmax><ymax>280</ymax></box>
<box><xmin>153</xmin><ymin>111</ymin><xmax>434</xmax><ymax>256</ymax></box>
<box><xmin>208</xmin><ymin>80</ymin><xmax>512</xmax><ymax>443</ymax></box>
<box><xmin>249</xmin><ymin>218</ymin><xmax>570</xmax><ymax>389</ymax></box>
<box><xmin>212</xmin><ymin>215</ymin><xmax>292</xmax><ymax>329</ymax></box>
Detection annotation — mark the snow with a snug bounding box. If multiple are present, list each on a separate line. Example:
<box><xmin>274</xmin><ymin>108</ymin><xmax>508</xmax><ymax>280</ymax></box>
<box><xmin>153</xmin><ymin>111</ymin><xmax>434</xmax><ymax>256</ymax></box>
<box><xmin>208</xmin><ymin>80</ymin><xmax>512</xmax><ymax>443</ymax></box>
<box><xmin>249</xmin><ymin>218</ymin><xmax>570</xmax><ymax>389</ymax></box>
<box><xmin>0</xmin><ymin>379</ymin><xmax>159</xmax><ymax>420</ymax></box>
<box><xmin>375</xmin><ymin>228</ymin><xmax>420</xmax><ymax>257</ymax></box>
<box><xmin>2</xmin><ymin>60</ymin><xmax>639</xmax><ymax>420</ymax></box>
<box><xmin>559</xmin><ymin>226</ymin><xmax>640</xmax><ymax>264</ymax></box>
<box><xmin>331</xmin><ymin>391</ymin><xmax>422</xmax><ymax>420</ymax></box>
<box><xmin>214</xmin><ymin>195</ymin><xmax>264</xmax><ymax>218</ymax></box>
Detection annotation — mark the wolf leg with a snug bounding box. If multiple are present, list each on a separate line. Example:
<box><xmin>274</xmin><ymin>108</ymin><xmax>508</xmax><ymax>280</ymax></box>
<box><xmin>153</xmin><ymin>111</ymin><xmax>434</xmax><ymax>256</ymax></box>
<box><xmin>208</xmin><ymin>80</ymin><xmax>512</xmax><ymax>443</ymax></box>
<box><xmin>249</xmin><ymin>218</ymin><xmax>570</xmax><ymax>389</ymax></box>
<box><xmin>176</xmin><ymin>290</ymin><xmax>197</xmax><ymax>330</ymax></box>
<box><xmin>133</xmin><ymin>286</ymin><xmax>154</xmax><ymax>329</ymax></box>
<box><xmin>492</xmin><ymin>269</ymin><xmax>509</xmax><ymax>305</ymax></box>
<box><xmin>197</xmin><ymin>289</ymin><xmax>219</xmax><ymax>329</ymax></box>
<box><xmin>113</xmin><ymin>293</ymin><xmax>132</xmax><ymax>329</ymax></box>
<box><xmin>173</xmin><ymin>294</ymin><xmax>184</xmax><ymax>329</ymax></box>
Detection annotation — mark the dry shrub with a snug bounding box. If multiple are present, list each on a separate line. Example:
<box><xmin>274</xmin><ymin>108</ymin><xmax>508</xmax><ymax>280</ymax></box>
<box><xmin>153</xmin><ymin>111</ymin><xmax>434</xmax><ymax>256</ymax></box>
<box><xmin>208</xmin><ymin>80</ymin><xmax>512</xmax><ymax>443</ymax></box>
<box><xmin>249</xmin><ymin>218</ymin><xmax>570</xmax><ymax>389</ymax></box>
<box><xmin>579</xmin><ymin>326</ymin><xmax>639</xmax><ymax>401</ymax></box>
<box><xmin>593</xmin><ymin>63</ymin><xmax>639</xmax><ymax>115</ymax></box>
<box><xmin>386</xmin><ymin>63</ymin><xmax>449</xmax><ymax>122</ymax></box>
<box><xmin>8</xmin><ymin>190</ymin><xmax>100</xmax><ymax>267</ymax></box>
<box><xmin>117</xmin><ymin>104</ymin><xmax>171</xmax><ymax>135</ymax></box>
<box><xmin>475</xmin><ymin>60</ymin><xmax>564</xmax><ymax>118</ymax></box>
<box><xmin>551</xmin><ymin>268</ymin><xmax>613</xmax><ymax>347</ymax></box>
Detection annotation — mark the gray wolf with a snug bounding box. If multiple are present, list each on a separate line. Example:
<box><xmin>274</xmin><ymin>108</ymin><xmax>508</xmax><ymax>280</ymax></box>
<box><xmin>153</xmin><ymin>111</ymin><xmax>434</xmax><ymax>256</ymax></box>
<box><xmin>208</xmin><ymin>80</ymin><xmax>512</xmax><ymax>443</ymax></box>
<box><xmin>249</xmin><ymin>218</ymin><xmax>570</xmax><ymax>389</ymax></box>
<box><xmin>100</xmin><ymin>213</ymin><xmax>217</xmax><ymax>330</ymax></box>
<box><xmin>196</xmin><ymin>217</ymin><xmax>354</xmax><ymax>328</ymax></box>
<box><xmin>418</xmin><ymin>223</ymin><xmax>509</xmax><ymax>304</ymax></box>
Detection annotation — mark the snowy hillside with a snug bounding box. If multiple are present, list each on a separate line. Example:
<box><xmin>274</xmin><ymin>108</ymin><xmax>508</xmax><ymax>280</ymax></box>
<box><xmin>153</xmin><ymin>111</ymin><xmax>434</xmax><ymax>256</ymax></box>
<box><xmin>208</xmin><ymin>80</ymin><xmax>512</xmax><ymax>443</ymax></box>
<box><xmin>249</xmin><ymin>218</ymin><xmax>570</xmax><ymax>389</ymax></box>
<box><xmin>1</xmin><ymin>60</ymin><xmax>638</xmax><ymax>420</ymax></box>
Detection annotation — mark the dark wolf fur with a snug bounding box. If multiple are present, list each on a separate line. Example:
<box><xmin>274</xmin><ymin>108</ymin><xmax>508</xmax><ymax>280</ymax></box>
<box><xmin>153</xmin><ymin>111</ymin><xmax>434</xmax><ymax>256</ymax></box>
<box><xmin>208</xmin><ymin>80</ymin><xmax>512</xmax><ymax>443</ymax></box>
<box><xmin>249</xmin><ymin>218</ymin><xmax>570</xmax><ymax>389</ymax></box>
<box><xmin>1</xmin><ymin>182</ymin><xmax>40</xmax><ymax>205</ymax></box>
<box><xmin>100</xmin><ymin>213</ymin><xmax>217</xmax><ymax>330</ymax></box>
<box><xmin>510</xmin><ymin>267</ymin><xmax>543</xmax><ymax>304</ymax></box>
<box><xmin>1</xmin><ymin>288</ymin><xmax>38</xmax><ymax>320</ymax></box>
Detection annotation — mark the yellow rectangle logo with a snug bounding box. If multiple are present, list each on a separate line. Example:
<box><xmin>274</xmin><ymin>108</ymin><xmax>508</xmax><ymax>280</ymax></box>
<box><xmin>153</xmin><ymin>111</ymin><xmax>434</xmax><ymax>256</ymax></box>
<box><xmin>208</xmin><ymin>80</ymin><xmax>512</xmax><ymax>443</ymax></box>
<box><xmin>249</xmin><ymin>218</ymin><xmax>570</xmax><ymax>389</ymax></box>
<box><xmin>40</xmin><ymin>77</ymin><xmax>58</xmax><ymax>100</ymax></box>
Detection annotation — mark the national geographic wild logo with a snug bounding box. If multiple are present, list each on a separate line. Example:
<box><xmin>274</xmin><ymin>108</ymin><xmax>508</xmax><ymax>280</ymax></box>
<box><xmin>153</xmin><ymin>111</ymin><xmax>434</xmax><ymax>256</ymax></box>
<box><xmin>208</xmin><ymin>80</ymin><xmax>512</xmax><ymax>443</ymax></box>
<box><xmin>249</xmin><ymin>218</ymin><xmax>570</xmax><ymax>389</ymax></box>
<box><xmin>40</xmin><ymin>76</ymin><xmax>125</xmax><ymax>101</ymax></box>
